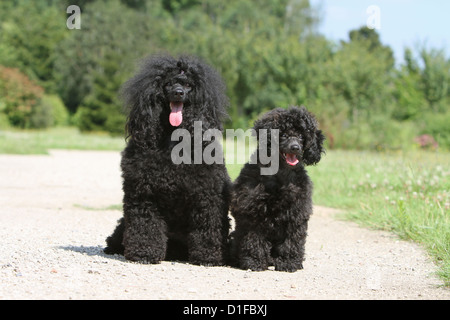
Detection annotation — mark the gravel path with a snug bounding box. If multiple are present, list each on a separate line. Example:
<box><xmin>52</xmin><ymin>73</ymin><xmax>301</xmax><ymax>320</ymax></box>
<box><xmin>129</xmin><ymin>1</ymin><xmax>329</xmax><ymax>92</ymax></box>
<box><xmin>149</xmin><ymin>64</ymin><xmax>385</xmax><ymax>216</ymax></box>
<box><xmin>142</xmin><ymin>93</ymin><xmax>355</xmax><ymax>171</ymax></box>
<box><xmin>0</xmin><ymin>150</ymin><xmax>448</xmax><ymax>300</ymax></box>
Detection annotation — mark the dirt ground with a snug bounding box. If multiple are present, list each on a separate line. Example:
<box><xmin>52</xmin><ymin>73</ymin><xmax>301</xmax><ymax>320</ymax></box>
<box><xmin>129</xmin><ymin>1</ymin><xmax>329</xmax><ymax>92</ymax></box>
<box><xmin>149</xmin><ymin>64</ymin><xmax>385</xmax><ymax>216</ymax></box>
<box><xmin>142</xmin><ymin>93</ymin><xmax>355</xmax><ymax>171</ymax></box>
<box><xmin>0</xmin><ymin>150</ymin><xmax>448</xmax><ymax>300</ymax></box>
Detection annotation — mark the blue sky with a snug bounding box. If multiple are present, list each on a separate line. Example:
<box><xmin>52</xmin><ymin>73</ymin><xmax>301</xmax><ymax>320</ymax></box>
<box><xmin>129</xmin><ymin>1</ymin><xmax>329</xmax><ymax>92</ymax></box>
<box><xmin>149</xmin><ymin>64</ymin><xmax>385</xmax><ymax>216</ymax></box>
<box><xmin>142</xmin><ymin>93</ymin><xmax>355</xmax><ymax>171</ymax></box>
<box><xmin>309</xmin><ymin>0</ymin><xmax>450</xmax><ymax>65</ymax></box>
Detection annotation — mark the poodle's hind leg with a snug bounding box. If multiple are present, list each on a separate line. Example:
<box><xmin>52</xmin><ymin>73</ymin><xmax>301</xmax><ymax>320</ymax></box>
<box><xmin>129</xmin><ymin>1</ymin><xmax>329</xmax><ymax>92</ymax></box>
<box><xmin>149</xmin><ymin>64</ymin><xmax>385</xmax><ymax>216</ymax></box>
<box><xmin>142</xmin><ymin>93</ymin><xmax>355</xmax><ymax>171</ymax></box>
<box><xmin>122</xmin><ymin>204</ymin><xmax>168</xmax><ymax>264</ymax></box>
<box><xmin>104</xmin><ymin>218</ymin><xmax>125</xmax><ymax>255</ymax></box>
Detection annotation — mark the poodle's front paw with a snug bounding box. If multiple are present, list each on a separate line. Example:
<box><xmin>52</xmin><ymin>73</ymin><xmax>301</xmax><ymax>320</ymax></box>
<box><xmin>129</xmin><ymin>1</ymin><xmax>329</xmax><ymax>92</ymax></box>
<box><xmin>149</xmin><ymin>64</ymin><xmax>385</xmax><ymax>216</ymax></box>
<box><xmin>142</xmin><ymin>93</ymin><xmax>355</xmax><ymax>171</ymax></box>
<box><xmin>189</xmin><ymin>250</ymin><xmax>224</xmax><ymax>267</ymax></box>
<box><xmin>126</xmin><ymin>255</ymin><xmax>162</xmax><ymax>264</ymax></box>
<box><xmin>240</xmin><ymin>257</ymin><xmax>268</xmax><ymax>272</ymax></box>
<box><xmin>191</xmin><ymin>260</ymin><xmax>224</xmax><ymax>267</ymax></box>
<box><xmin>103</xmin><ymin>246</ymin><xmax>122</xmax><ymax>255</ymax></box>
<box><xmin>124</xmin><ymin>249</ymin><xmax>164</xmax><ymax>264</ymax></box>
<box><xmin>274</xmin><ymin>259</ymin><xmax>303</xmax><ymax>272</ymax></box>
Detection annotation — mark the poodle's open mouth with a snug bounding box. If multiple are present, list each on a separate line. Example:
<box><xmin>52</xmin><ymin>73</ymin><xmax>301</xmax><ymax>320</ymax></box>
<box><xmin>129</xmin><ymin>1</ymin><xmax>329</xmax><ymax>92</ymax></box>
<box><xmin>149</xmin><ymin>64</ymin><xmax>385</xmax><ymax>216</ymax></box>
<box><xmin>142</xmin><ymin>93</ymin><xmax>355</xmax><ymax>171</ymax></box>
<box><xmin>169</xmin><ymin>101</ymin><xmax>183</xmax><ymax>127</ymax></box>
<box><xmin>281</xmin><ymin>153</ymin><xmax>299</xmax><ymax>166</ymax></box>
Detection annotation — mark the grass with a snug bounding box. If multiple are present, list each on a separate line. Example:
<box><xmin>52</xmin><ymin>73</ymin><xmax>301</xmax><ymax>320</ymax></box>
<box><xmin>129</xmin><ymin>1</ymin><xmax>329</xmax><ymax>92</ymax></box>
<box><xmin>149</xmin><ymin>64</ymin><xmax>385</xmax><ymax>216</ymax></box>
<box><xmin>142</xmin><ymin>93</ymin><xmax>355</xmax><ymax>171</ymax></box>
<box><xmin>0</xmin><ymin>127</ymin><xmax>125</xmax><ymax>154</ymax></box>
<box><xmin>307</xmin><ymin>150</ymin><xmax>450</xmax><ymax>286</ymax></box>
<box><xmin>74</xmin><ymin>204</ymin><xmax>122</xmax><ymax>211</ymax></box>
<box><xmin>1</xmin><ymin>128</ymin><xmax>448</xmax><ymax>285</ymax></box>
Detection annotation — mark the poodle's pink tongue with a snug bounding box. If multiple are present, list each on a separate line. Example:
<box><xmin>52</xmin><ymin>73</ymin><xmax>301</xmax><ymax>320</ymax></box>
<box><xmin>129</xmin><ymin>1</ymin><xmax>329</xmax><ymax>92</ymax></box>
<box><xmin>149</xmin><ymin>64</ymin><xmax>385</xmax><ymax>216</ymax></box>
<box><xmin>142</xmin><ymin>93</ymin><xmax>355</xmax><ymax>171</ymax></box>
<box><xmin>169</xmin><ymin>102</ymin><xmax>183</xmax><ymax>127</ymax></box>
<box><xmin>285</xmin><ymin>153</ymin><xmax>299</xmax><ymax>166</ymax></box>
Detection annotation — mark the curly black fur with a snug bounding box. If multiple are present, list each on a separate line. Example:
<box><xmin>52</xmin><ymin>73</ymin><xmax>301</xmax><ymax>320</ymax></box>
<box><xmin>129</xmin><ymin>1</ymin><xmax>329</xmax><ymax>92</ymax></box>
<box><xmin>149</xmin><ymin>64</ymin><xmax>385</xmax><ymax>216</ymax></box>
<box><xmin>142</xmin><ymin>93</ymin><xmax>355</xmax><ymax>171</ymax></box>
<box><xmin>230</xmin><ymin>106</ymin><xmax>325</xmax><ymax>272</ymax></box>
<box><xmin>104</xmin><ymin>54</ymin><xmax>231</xmax><ymax>265</ymax></box>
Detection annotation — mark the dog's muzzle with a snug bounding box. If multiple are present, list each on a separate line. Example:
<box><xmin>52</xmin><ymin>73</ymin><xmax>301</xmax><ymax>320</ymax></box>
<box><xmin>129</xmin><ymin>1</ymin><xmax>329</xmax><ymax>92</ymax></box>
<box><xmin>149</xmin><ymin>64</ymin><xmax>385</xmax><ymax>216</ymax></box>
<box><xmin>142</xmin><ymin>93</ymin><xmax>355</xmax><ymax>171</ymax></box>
<box><xmin>168</xmin><ymin>84</ymin><xmax>190</xmax><ymax>127</ymax></box>
<box><xmin>280</xmin><ymin>141</ymin><xmax>302</xmax><ymax>166</ymax></box>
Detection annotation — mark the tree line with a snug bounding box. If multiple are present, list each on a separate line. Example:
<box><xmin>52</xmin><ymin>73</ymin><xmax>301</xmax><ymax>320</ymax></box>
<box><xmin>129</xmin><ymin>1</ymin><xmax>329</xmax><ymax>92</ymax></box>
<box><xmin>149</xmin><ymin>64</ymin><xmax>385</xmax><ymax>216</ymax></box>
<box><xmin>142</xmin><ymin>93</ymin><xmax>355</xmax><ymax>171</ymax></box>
<box><xmin>0</xmin><ymin>0</ymin><xmax>449</xmax><ymax>150</ymax></box>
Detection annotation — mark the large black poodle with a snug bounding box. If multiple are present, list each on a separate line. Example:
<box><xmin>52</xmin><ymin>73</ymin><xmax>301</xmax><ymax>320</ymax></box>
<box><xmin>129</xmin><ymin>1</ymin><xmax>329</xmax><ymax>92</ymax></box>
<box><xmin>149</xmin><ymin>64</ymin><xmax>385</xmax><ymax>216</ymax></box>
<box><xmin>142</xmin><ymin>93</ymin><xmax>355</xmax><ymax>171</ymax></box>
<box><xmin>230</xmin><ymin>106</ymin><xmax>325</xmax><ymax>272</ymax></box>
<box><xmin>104</xmin><ymin>54</ymin><xmax>231</xmax><ymax>266</ymax></box>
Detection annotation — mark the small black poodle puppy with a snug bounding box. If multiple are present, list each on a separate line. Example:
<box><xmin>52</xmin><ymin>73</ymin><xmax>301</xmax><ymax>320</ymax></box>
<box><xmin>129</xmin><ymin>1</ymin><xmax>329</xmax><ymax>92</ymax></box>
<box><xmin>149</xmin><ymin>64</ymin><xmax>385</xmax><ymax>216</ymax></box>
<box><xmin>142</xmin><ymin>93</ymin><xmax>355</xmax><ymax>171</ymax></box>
<box><xmin>230</xmin><ymin>106</ymin><xmax>325</xmax><ymax>272</ymax></box>
<box><xmin>104</xmin><ymin>54</ymin><xmax>231</xmax><ymax>266</ymax></box>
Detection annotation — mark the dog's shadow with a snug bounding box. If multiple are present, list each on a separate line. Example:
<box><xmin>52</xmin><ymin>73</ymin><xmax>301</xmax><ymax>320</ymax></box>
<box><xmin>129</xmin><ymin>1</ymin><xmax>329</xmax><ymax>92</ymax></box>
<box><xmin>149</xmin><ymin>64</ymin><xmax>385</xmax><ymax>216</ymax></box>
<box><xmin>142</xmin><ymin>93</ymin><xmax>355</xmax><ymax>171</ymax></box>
<box><xmin>58</xmin><ymin>245</ymin><xmax>127</xmax><ymax>262</ymax></box>
<box><xmin>58</xmin><ymin>245</ymin><xmax>197</xmax><ymax>266</ymax></box>
<box><xmin>58</xmin><ymin>245</ymin><xmax>243</xmax><ymax>270</ymax></box>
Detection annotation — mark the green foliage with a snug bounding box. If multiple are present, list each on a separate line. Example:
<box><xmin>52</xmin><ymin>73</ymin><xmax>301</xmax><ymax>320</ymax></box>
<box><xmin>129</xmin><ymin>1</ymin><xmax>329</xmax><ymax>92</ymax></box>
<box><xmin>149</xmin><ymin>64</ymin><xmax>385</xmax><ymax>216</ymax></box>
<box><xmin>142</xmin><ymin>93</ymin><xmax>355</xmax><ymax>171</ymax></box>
<box><xmin>0</xmin><ymin>65</ymin><xmax>69</xmax><ymax>129</ymax></box>
<box><xmin>420</xmin><ymin>111</ymin><xmax>450</xmax><ymax>149</ymax></box>
<box><xmin>393</xmin><ymin>69</ymin><xmax>426</xmax><ymax>120</ymax></box>
<box><xmin>38</xmin><ymin>95</ymin><xmax>70</xmax><ymax>127</ymax></box>
<box><xmin>419</xmin><ymin>48</ymin><xmax>450</xmax><ymax>111</ymax></box>
<box><xmin>348</xmin><ymin>26</ymin><xmax>395</xmax><ymax>69</ymax></box>
<box><xmin>29</xmin><ymin>98</ymin><xmax>54</xmax><ymax>129</ymax></box>
<box><xmin>329</xmin><ymin>27</ymin><xmax>395</xmax><ymax>121</ymax></box>
<box><xmin>0</xmin><ymin>66</ymin><xmax>44</xmax><ymax>128</ymax></box>
<box><xmin>75</xmin><ymin>51</ymin><xmax>126</xmax><ymax>136</ymax></box>
<box><xmin>0</xmin><ymin>0</ymin><xmax>449</xmax><ymax>148</ymax></box>
<box><xmin>54</xmin><ymin>0</ymin><xmax>157</xmax><ymax>113</ymax></box>
<box><xmin>0</xmin><ymin>1</ymin><xmax>68</xmax><ymax>92</ymax></box>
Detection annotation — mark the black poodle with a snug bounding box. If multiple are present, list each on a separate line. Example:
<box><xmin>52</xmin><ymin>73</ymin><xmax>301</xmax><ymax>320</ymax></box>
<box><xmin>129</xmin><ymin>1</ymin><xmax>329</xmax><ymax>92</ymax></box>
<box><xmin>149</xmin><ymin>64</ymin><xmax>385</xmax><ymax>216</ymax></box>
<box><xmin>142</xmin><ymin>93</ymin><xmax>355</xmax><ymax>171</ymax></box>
<box><xmin>104</xmin><ymin>54</ymin><xmax>231</xmax><ymax>266</ymax></box>
<box><xmin>230</xmin><ymin>106</ymin><xmax>325</xmax><ymax>272</ymax></box>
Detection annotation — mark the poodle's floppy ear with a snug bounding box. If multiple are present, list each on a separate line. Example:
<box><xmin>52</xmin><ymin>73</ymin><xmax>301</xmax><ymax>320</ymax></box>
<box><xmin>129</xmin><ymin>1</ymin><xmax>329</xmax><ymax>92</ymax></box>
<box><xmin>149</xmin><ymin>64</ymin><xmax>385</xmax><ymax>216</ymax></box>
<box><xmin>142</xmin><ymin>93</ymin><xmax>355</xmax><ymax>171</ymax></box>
<box><xmin>121</xmin><ymin>74</ymin><xmax>153</xmax><ymax>142</ymax></box>
<box><xmin>300</xmin><ymin>107</ymin><xmax>326</xmax><ymax>166</ymax></box>
<box><xmin>184</xmin><ymin>55</ymin><xmax>229</xmax><ymax>130</ymax></box>
<box><xmin>121</xmin><ymin>55</ymin><xmax>172</xmax><ymax>142</ymax></box>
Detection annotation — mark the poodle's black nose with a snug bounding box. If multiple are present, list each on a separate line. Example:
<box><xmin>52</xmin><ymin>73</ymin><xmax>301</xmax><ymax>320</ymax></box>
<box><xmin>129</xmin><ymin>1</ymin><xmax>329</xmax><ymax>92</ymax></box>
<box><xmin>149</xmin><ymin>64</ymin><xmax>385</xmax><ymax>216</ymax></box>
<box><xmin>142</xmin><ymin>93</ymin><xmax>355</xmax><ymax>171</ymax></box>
<box><xmin>175</xmin><ymin>89</ymin><xmax>184</xmax><ymax>97</ymax></box>
<box><xmin>290</xmin><ymin>144</ymin><xmax>300</xmax><ymax>152</ymax></box>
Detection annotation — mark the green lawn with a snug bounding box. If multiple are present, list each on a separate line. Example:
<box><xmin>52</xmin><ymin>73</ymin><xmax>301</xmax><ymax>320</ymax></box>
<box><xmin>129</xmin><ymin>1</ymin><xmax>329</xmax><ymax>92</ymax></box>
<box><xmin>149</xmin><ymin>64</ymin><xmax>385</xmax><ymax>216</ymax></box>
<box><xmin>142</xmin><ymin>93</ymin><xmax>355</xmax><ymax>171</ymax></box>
<box><xmin>307</xmin><ymin>150</ymin><xmax>449</xmax><ymax>286</ymax></box>
<box><xmin>0</xmin><ymin>127</ymin><xmax>125</xmax><ymax>154</ymax></box>
<box><xmin>1</xmin><ymin>128</ymin><xmax>448</xmax><ymax>285</ymax></box>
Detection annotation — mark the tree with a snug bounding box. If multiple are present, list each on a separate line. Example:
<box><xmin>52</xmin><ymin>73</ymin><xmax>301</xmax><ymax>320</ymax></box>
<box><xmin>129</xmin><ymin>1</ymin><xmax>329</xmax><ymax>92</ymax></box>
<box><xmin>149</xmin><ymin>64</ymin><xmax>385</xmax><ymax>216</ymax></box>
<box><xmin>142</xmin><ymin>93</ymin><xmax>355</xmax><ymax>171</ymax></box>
<box><xmin>0</xmin><ymin>1</ymin><xmax>67</xmax><ymax>92</ymax></box>
<box><xmin>54</xmin><ymin>0</ymin><xmax>157</xmax><ymax>113</ymax></box>
<box><xmin>348</xmin><ymin>26</ymin><xmax>395</xmax><ymax>70</ymax></box>
<box><xmin>419</xmin><ymin>48</ymin><xmax>450</xmax><ymax>112</ymax></box>
<box><xmin>330</xmin><ymin>27</ymin><xmax>396</xmax><ymax>120</ymax></box>
<box><xmin>76</xmin><ymin>51</ymin><xmax>126</xmax><ymax>135</ymax></box>
<box><xmin>392</xmin><ymin>48</ymin><xmax>426</xmax><ymax>120</ymax></box>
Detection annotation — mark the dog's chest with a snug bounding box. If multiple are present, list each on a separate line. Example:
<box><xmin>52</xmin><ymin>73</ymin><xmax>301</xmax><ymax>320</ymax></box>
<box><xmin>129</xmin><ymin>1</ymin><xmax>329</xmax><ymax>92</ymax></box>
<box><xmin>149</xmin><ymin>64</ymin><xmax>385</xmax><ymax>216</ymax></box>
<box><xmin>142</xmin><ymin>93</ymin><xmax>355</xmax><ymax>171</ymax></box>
<box><xmin>260</xmin><ymin>180</ymin><xmax>311</xmax><ymax>221</ymax></box>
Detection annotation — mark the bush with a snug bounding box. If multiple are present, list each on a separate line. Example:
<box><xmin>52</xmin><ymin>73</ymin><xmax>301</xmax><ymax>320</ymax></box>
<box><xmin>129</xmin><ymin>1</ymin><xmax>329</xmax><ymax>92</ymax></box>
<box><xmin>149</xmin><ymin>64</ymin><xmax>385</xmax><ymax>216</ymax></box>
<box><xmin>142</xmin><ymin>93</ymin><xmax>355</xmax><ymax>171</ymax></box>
<box><xmin>322</xmin><ymin>112</ymin><xmax>418</xmax><ymax>151</ymax></box>
<box><xmin>0</xmin><ymin>113</ymin><xmax>11</xmax><ymax>130</ymax></box>
<box><xmin>29</xmin><ymin>94</ymin><xmax>69</xmax><ymax>129</ymax></box>
<box><xmin>0</xmin><ymin>67</ymin><xmax>69</xmax><ymax>129</ymax></box>
<box><xmin>29</xmin><ymin>99</ymin><xmax>53</xmax><ymax>129</ymax></box>
<box><xmin>420</xmin><ymin>111</ymin><xmax>450</xmax><ymax>150</ymax></box>
<box><xmin>0</xmin><ymin>66</ymin><xmax>44</xmax><ymax>128</ymax></box>
<box><xmin>39</xmin><ymin>95</ymin><xmax>69</xmax><ymax>127</ymax></box>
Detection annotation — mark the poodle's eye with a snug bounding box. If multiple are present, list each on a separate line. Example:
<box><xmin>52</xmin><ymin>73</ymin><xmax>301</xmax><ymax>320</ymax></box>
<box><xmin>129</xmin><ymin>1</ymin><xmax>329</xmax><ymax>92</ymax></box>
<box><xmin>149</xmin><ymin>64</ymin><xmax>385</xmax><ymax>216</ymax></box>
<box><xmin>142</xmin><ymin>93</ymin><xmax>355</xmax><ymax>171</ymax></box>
<box><xmin>281</xmin><ymin>133</ymin><xmax>288</xmax><ymax>138</ymax></box>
